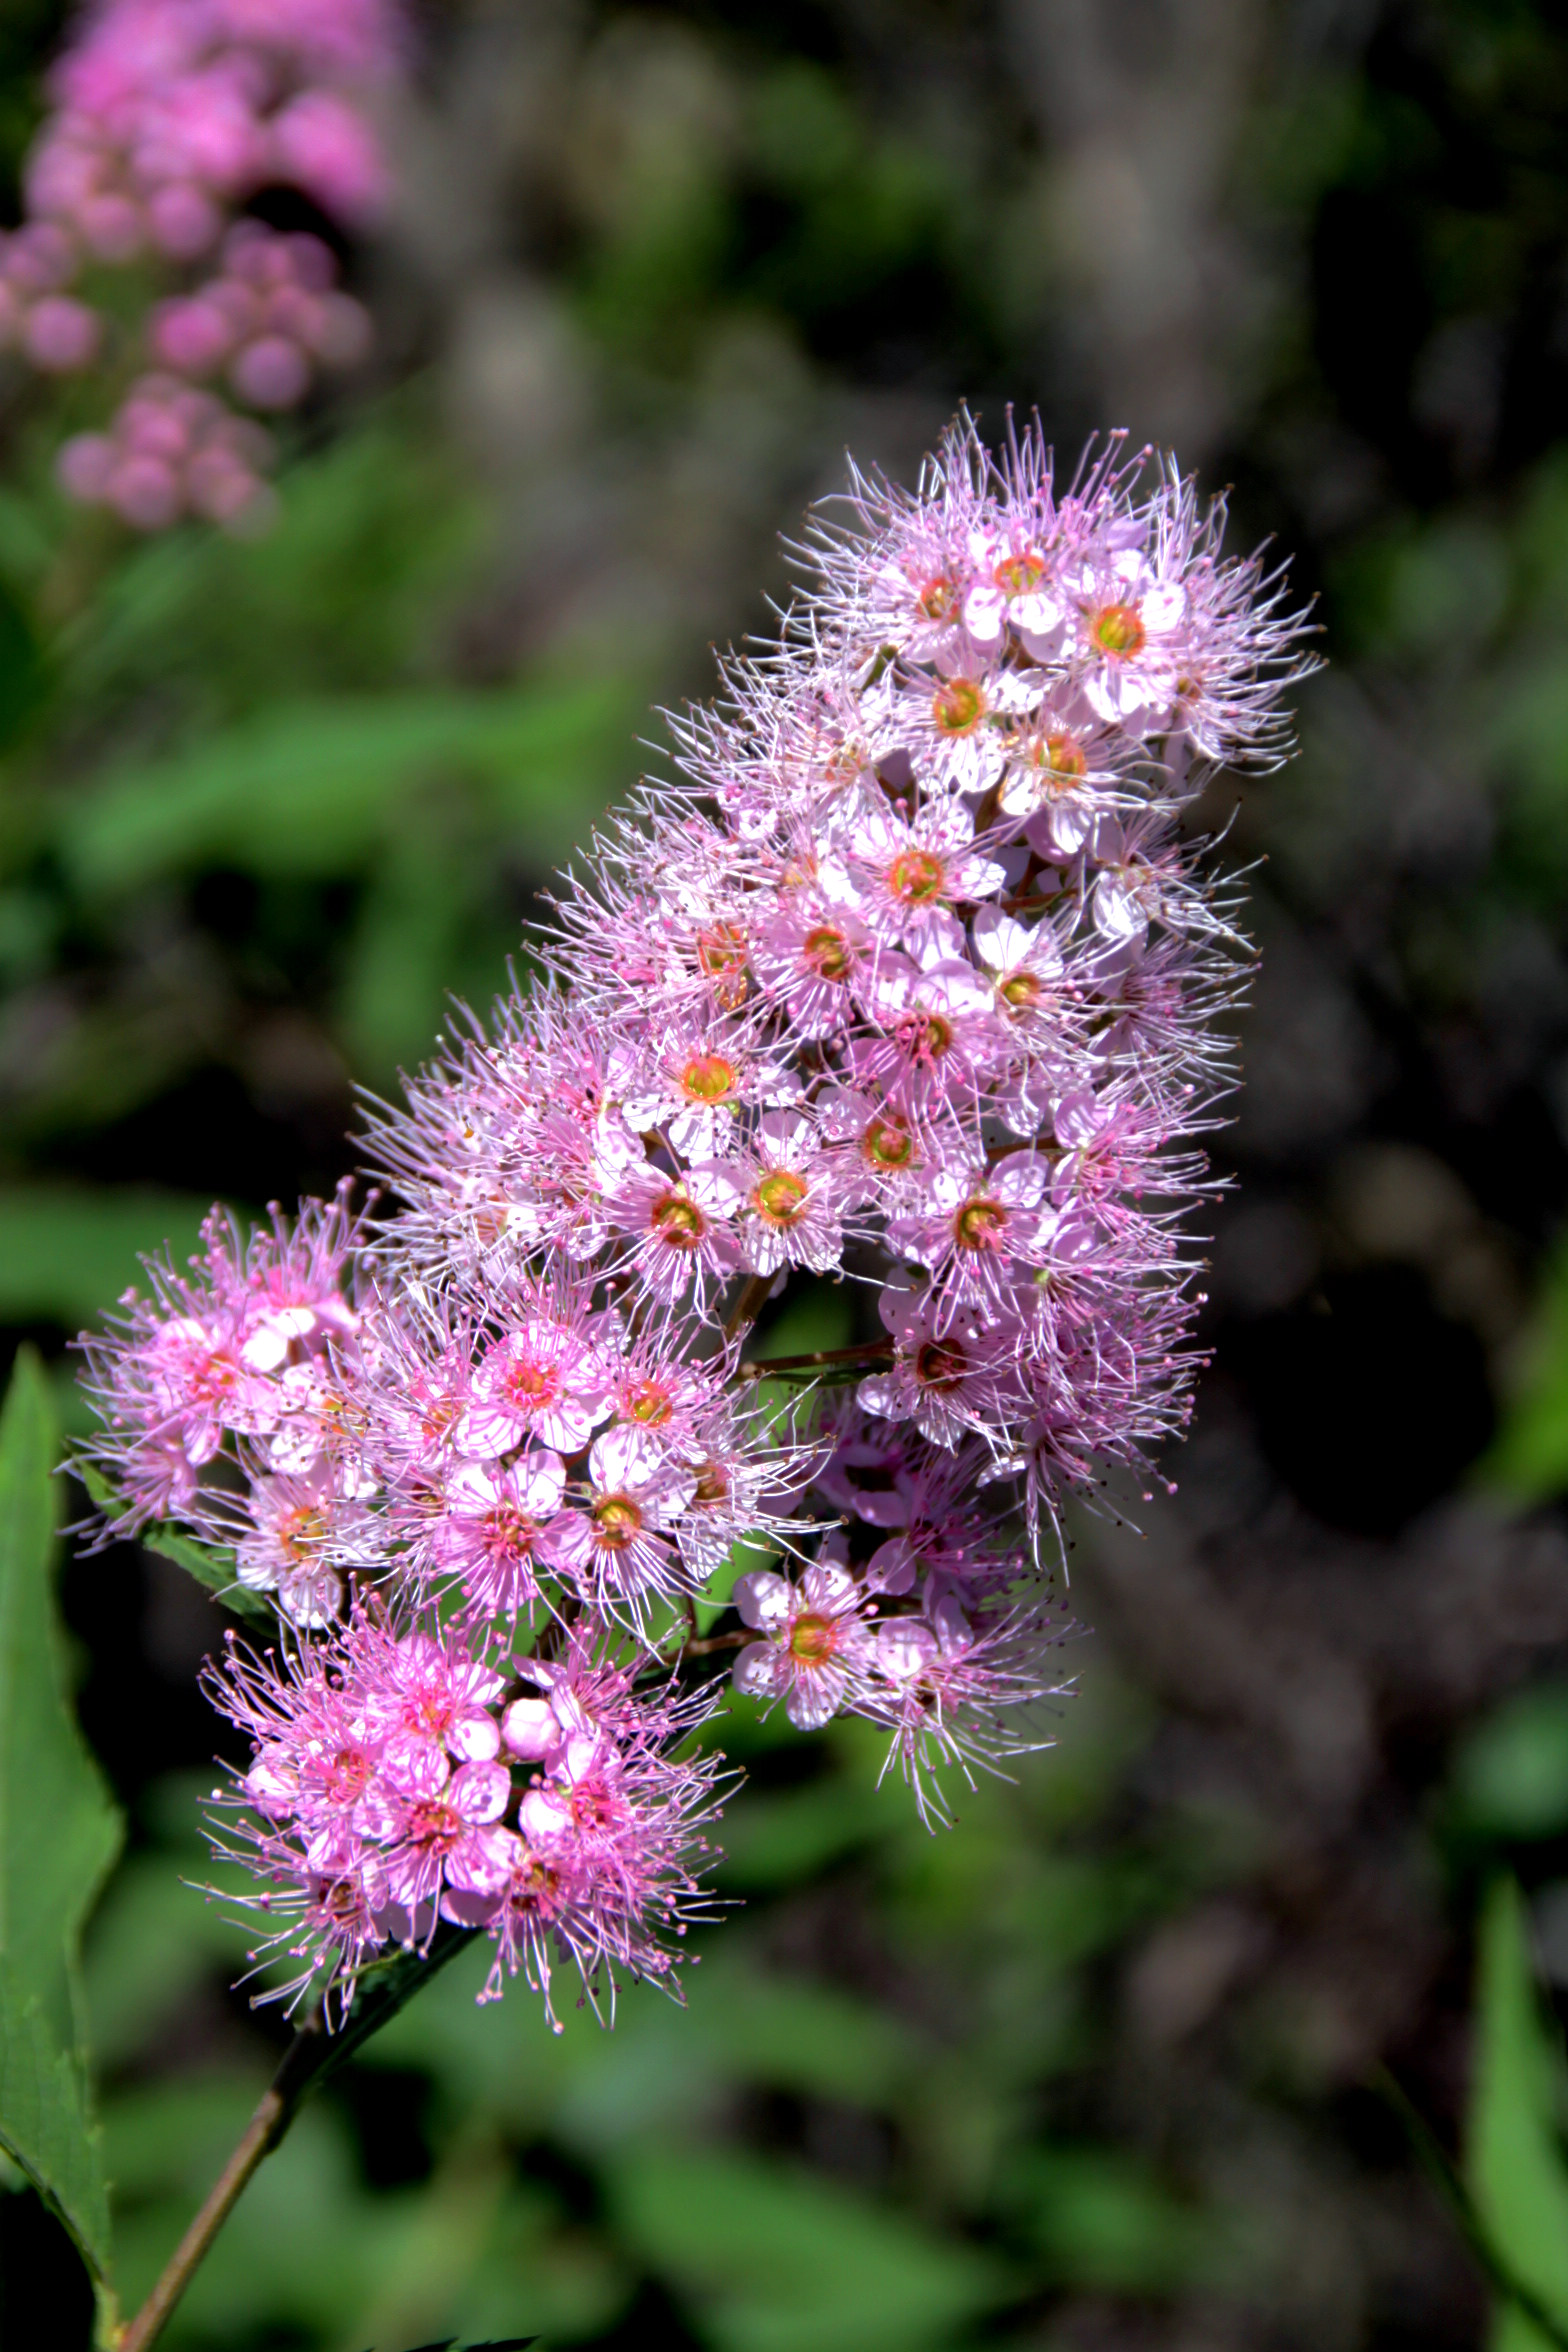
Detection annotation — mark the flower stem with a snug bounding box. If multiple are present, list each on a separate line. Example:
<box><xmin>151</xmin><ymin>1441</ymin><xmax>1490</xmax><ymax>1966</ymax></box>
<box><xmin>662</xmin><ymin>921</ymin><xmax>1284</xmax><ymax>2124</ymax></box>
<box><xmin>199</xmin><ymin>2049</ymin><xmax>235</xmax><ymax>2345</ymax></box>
<box><xmin>722</xmin><ymin>1273</ymin><xmax>776</xmax><ymax>1342</ymax></box>
<box><xmin>116</xmin><ymin>1925</ymin><xmax>475</xmax><ymax>2351</ymax></box>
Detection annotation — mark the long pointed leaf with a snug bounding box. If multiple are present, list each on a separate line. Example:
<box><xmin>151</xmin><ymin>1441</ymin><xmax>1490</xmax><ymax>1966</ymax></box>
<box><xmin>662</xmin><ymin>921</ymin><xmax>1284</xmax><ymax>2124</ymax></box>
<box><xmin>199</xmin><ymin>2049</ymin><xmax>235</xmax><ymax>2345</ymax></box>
<box><xmin>0</xmin><ymin>1349</ymin><xmax>123</xmax><ymax>2286</ymax></box>
<box><xmin>1469</xmin><ymin>1876</ymin><xmax>1568</xmax><ymax>2352</ymax></box>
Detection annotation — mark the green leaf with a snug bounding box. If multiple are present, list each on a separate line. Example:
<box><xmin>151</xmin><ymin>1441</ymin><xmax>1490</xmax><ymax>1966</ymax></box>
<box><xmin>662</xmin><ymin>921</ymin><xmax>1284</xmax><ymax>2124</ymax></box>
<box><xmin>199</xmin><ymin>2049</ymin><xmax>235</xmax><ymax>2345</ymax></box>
<box><xmin>0</xmin><ymin>1182</ymin><xmax>212</xmax><ymax>1330</ymax></box>
<box><xmin>1013</xmin><ymin>2147</ymin><xmax>1233</xmax><ymax>2292</ymax></box>
<box><xmin>606</xmin><ymin>2144</ymin><xmax>1008</xmax><ymax>2352</ymax></box>
<box><xmin>0</xmin><ymin>570</ymin><xmax>44</xmax><ymax>754</ymax></box>
<box><xmin>60</xmin><ymin>679</ymin><xmax>631</xmax><ymax>897</ymax></box>
<box><xmin>1468</xmin><ymin>1876</ymin><xmax>1568</xmax><ymax>2352</ymax></box>
<box><xmin>1482</xmin><ymin>1235</ymin><xmax>1568</xmax><ymax>1500</ymax></box>
<box><xmin>1452</xmin><ymin>1683</ymin><xmax>1568</xmax><ymax>1845</ymax></box>
<box><xmin>73</xmin><ymin>1461</ymin><xmax>271</xmax><ymax>1627</ymax></box>
<box><xmin>0</xmin><ymin>1349</ymin><xmax>122</xmax><ymax>2291</ymax></box>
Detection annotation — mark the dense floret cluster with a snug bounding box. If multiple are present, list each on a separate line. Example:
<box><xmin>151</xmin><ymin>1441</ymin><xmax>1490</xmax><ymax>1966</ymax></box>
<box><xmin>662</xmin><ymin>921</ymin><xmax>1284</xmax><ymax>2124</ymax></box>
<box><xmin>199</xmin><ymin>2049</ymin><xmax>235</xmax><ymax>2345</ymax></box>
<box><xmin>10</xmin><ymin>0</ymin><xmax>399</xmax><ymax>529</ymax></box>
<box><xmin>80</xmin><ymin>418</ymin><xmax>1311</xmax><ymax>2024</ymax></box>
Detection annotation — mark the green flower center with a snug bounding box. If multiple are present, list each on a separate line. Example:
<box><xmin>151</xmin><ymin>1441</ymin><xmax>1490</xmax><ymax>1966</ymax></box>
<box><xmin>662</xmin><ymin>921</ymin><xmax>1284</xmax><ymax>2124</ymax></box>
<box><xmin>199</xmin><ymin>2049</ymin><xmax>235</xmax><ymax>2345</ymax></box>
<box><xmin>888</xmin><ymin>848</ymin><xmax>946</xmax><ymax>905</ymax></box>
<box><xmin>754</xmin><ymin>1169</ymin><xmax>809</xmax><ymax>1226</ymax></box>
<box><xmin>680</xmin><ymin>1052</ymin><xmax>737</xmax><ymax>1103</ymax></box>
<box><xmin>954</xmin><ymin>1197</ymin><xmax>1007</xmax><ymax>1250</ymax></box>
<box><xmin>932</xmin><ymin>679</ymin><xmax>984</xmax><ymax>737</ymax></box>
<box><xmin>594</xmin><ymin>1493</ymin><xmax>643</xmax><ymax>1546</ymax></box>
<box><xmin>789</xmin><ymin>1613</ymin><xmax>836</xmax><ymax>1663</ymax></box>
<box><xmin>1092</xmin><ymin>602</ymin><xmax>1145</xmax><ymax>657</ymax></box>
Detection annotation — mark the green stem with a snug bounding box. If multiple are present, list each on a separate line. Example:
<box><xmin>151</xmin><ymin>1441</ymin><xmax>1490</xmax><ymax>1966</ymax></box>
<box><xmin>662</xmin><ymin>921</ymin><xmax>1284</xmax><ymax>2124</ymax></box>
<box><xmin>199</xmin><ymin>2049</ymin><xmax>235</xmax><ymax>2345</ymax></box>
<box><xmin>116</xmin><ymin>1925</ymin><xmax>476</xmax><ymax>2352</ymax></box>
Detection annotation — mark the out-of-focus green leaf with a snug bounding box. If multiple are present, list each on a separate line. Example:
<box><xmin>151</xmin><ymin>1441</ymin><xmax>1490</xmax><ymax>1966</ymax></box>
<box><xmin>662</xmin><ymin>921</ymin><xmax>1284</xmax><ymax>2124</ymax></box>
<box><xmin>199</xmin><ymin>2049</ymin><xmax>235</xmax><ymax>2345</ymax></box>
<box><xmin>1453</xmin><ymin>1684</ymin><xmax>1568</xmax><ymax>1844</ymax></box>
<box><xmin>0</xmin><ymin>571</ymin><xmax>44</xmax><ymax>754</ymax></box>
<box><xmin>0</xmin><ymin>1181</ymin><xmax>211</xmax><ymax>1329</ymax></box>
<box><xmin>84</xmin><ymin>1845</ymin><xmax>251</xmax><ymax>2072</ymax></box>
<box><xmin>0</xmin><ymin>1350</ymin><xmax>122</xmax><ymax>2298</ymax></box>
<box><xmin>715</xmin><ymin>1774</ymin><xmax>888</xmax><ymax>1891</ymax></box>
<box><xmin>1478</xmin><ymin>1235</ymin><xmax>1568</xmax><ymax>1500</ymax></box>
<box><xmin>1468</xmin><ymin>1876</ymin><xmax>1568</xmax><ymax>2352</ymax></box>
<box><xmin>1013</xmin><ymin>2147</ymin><xmax>1232</xmax><ymax>2292</ymax></box>
<box><xmin>607</xmin><ymin>2143</ymin><xmax>1008</xmax><ymax>2352</ymax></box>
<box><xmin>58</xmin><ymin>407</ymin><xmax>482</xmax><ymax>714</ymax></box>
<box><xmin>60</xmin><ymin>678</ymin><xmax>630</xmax><ymax>895</ymax></box>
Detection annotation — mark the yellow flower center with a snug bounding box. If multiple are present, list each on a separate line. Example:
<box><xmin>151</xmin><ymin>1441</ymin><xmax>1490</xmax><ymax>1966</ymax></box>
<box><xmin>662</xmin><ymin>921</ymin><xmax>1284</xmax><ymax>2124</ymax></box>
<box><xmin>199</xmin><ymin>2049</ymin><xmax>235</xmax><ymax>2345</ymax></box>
<box><xmin>905</xmin><ymin>1011</ymin><xmax>953</xmax><ymax>1061</ymax></box>
<box><xmin>504</xmin><ymin>1356</ymin><xmax>558</xmax><ymax>1406</ymax></box>
<box><xmin>863</xmin><ymin>1114</ymin><xmax>916</xmax><ymax>1169</ymax></box>
<box><xmin>789</xmin><ymin>1613</ymin><xmax>836</xmax><ymax>1663</ymax></box>
<box><xmin>888</xmin><ymin>848</ymin><xmax>946</xmax><ymax>905</ymax></box>
<box><xmin>994</xmin><ymin>549</ymin><xmax>1044</xmax><ymax>595</ymax></box>
<box><xmin>680</xmin><ymin>1052</ymin><xmax>737</xmax><ymax>1103</ymax></box>
<box><xmin>1029</xmin><ymin>729</ymin><xmax>1086</xmax><ymax>784</ymax></box>
<box><xmin>627</xmin><ymin>1380</ymin><xmax>673</xmax><ymax>1426</ymax></box>
<box><xmin>932</xmin><ymin>678</ymin><xmax>984</xmax><ymax>737</ymax></box>
<box><xmin>918</xmin><ymin>575</ymin><xmax>956</xmax><ymax>620</ymax></box>
<box><xmin>754</xmin><ymin>1169</ymin><xmax>809</xmax><ymax>1226</ymax></box>
<box><xmin>698</xmin><ymin>925</ymin><xmax>749</xmax><ymax>1006</ymax></box>
<box><xmin>954</xmin><ymin>1197</ymin><xmax>1007</xmax><ymax>1250</ymax></box>
<box><xmin>594</xmin><ymin>1493</ymin><xmax>643</xmax><ymax>1547</ymax></box>
<box><xmin>698</xmin><ymin>925</ymin><xmax>747</xmax><ymax>977</ymax></box>
<box><xmin>278</xmin><ymin>1506</ymin><xmax>326</xmax><ymax>1561</ymax></box>
<box><xmin>1092</xmin><ymin>602</ymin><xmax>1145</xmax><ymax>657</ymax></box>
<box><xmin>651</xmin><ymin>1191</ymin><xmax>706</xmax><ymax>1246</ymax></box>
<box><xmin>802</xmin><ymin>923</ymin><xmax>853</xmax><ymax>981</ymax></box>
<box><xmin>1001</xmin><ymin>971</ymin><xmax>1041</xmax><ymax>1010</ymax></box>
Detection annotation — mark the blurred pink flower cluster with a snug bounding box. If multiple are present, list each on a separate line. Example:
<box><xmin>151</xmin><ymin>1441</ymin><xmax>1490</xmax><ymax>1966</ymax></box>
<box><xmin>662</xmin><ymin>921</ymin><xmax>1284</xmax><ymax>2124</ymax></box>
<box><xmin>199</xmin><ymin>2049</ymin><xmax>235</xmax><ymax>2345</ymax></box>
<box><xmin>81</xmin><ymin>418</ymin><xmax>1312</xmax><ymax>2024</ymax></box>
<box><xmin>7</xmin><ymin>0</ymin><xmax>400</xmax><ymax>530</ymax></box>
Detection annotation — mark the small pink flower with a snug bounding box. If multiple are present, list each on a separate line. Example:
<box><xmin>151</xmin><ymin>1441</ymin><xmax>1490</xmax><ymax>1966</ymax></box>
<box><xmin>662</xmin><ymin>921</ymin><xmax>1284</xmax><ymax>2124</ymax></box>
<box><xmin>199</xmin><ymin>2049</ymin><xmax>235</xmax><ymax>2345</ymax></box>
<box><xmin>546</xmin><ymin>1424</ymin><xmax>697</xmax><ymax>1610</ymax></box>
<box><xmin>430</xmin><ymin>1451</ymin><xmax>566</xmax><ymax>1620</ymax></box>
<box><xmin>732</xmin><ymin>1562</ymin><xmax>876</xmax><ymax>1730</ymax></box>
<box><xmin>735</xmin><ymin>1109</ymin><xmax>846</xmax><ymax>1276</ymax></box>
<box><xmin>859</xmin><ymin>1292</ymin><xmax>1025</xmax><ymax>1450</ymax></box>
<box><xmin>842</xmin><ymin>799</ymin><xmax>1004</xmax><ymax>953</ymax></box>
<box><xmin>605</xmin><ymin>1162</ymin><xmax>742</xmax><ymax>1306</ymax></box>
<box><xmin>889</xmin><ymin>1150</ymin><xmax>1050</xmax><ymax>1304</ymax></box>
<box><xmin>458</xmin><ymin>1317</ymin><xmax>608</xmax><ymax>1457</ymax></box>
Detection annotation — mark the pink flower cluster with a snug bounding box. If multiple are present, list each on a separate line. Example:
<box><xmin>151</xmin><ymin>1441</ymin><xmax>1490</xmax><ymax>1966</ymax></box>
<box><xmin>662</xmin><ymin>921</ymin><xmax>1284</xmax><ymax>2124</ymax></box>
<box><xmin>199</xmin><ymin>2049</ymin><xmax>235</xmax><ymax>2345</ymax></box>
<box><xmin>10</xmin><ymin>0</ymin><xmax>400</xmax><ymax>529</ymax></box>
<box><xmin>209</xmin><ymin>1619</ymin><xmax>727</xmax><ymax>2023</ymax></box>
<box><xmin>80</xmin><ymin>419</ymin><xmax>1311</xmax><ymax>2019</ymax></box>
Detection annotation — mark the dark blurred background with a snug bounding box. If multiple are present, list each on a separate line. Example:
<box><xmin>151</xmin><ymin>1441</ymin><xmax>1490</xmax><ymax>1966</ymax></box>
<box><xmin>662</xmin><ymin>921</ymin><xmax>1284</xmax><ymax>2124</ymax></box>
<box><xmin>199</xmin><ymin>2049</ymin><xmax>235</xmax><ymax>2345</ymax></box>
<box><xmin>7</xmin><ymin>1</ymin><xmax>1568</xmax><ymax>2345</ymax></box>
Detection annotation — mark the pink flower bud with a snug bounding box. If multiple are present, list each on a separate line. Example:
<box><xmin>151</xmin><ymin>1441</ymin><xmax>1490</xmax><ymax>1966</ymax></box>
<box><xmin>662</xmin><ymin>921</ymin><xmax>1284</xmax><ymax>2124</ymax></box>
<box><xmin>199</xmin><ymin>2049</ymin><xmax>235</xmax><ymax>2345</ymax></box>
<box><xmin>230</xmin><ymin>334</ymin><xmax>310</xmax><ymax>410</ymax></box>
<box><xmin>79</xmin><ymin>193</ymin><xmax>144</xmax><ymax>262</ymax></box>
<box><xmin>270</xmin><ymin>91</ymin><xmax>390</xmax><ymax>226</ymax></box>
<box><xmin>6</xmin><ymin>223</ymin><xmax>76</xmax><ymax>295</ymax></box>
<box><xmin>108</xmin><ymin>455</ymin><xmax>183</xmax><ymax>532</ymax></box>
<box><xmin>285</xmin><ymin>234</ymin><xmax>337</xmax><ymax>296</ymax></box>
<box><xmin>24</xmin><ymin>295</ymin><xmax>102</xmax><ymax>372</ymax></box>
<box><xmin>501</xmin><ymin>1698</ymin><xmax>558</xmax><ymax>1759</ymax></box>
<box><xmin>187</xmin><ymin>448</ymin><xmax>264</xmax><ymax>526</ymax></box>
<box><xmin>119</xmin><ymin>397</ymin><xmax>188</xmax><ymax>464</ymax></box>
<box><xmin>147</xmin><ymin>182</ymin><xmax>221</xmax><ymax>259</ymax></box>
<box><xmin>56</xmin><ymin>432</ymin><xmax>116</xmax><ymax>503</ymax></box>
<box><xmin>148</xmin><ymin>295</ymin><xmax>234</xmax><ymax>375</ymax></box>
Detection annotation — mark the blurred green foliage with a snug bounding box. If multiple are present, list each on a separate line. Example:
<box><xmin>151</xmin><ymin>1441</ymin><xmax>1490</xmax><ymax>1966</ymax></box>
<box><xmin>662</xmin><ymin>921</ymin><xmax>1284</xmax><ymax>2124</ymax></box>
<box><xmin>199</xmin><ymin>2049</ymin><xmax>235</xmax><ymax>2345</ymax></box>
<box><xmin>1468</xmin><ymin>1878</ymin><xmax>1568</xmax><ymax>2352</ymax></box>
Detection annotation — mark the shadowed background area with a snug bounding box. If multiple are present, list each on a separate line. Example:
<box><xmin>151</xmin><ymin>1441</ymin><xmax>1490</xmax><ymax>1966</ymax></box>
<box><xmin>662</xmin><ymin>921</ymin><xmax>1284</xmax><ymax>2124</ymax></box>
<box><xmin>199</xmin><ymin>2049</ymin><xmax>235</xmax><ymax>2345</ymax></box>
<box><xmin>6</xmin><ymin>2</ymin><xmax>1568</xmax><ymax>2347</ymax></box>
